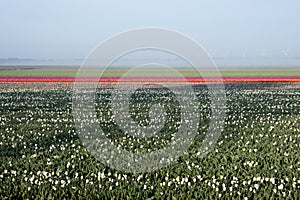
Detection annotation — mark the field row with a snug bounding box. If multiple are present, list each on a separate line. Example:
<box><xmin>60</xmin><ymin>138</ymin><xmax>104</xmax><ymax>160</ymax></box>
<box><xmin>0</xmin><ymin>68</ymin><xmax>300</xmax><ymax>77</ymax></box>
<box><xmin>0</xmin><ymin>76</ymin><xmax>300</xmax><ymax>83</ymax></box>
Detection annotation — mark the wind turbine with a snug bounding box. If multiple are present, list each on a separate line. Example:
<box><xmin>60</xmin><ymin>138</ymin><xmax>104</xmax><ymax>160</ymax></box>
<box><xmin>262</xmin><ymin>48</ymin><xmax>267</xmax><ymax>58</ymax></box>
<box><xmin>242</xmin><ymin>48</ymin><xmax>247</xmax><ymax>58</ymax></box>
<box><xmin>281</xmin><ymin>49</ymin><xmax>289</xmax><ymax>57</ymax></box>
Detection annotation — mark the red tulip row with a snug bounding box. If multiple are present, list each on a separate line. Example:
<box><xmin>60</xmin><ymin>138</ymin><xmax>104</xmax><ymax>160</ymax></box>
<box><xmin>0</xmin><ymin>76</ymin><xmax>299</xmax><ymax>82</ymax></box>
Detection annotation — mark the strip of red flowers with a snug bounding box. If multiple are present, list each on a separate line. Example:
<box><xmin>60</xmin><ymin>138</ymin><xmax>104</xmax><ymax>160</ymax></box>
<box><xmin>0</xmin><ymin>76</ymin><xmax>299</xmax><ymax>82</ymax></box>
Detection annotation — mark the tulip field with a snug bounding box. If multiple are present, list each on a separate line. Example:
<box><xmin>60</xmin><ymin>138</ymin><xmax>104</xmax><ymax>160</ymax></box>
<box><xmin>0</xmin><ymin>80</ymin><xmax>300</xmax><ymax>199</ymax></box>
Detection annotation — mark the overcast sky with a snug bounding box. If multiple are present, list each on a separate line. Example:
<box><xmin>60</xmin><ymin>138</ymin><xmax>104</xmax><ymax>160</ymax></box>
<box><xmin>0</xmin><ymin>0</ymin><xmax>299</xmax><ymax>60</ymax></box>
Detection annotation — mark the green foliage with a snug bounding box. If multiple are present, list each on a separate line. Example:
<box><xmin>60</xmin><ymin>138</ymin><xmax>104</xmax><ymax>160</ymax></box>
<box><xmin>0</xmin><ymin>82</ymin><xmax>299</xmax><ymax>199</ymax></box>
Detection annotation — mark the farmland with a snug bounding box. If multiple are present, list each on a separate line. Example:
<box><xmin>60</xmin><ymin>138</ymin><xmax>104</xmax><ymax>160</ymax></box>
<box><xmin>0</xmin><ymin>81</ymin><xmax>299</xmax><ymax>199</ymax></box>
<box><xmin>1</xmin><ymin>67</ymin><xmax>300</xmax><ymax>78</ymax></box>
<box><xmin>0</xmin><ymin>67</ymin><xmax>300</xmax><ymax>83</ymax></box>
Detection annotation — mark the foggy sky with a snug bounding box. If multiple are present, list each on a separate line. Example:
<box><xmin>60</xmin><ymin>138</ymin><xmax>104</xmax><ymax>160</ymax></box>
<box><xmin>0</xmin><ymin>0</ymin><xmax>299</xmax><ymax>60</ymax></box>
